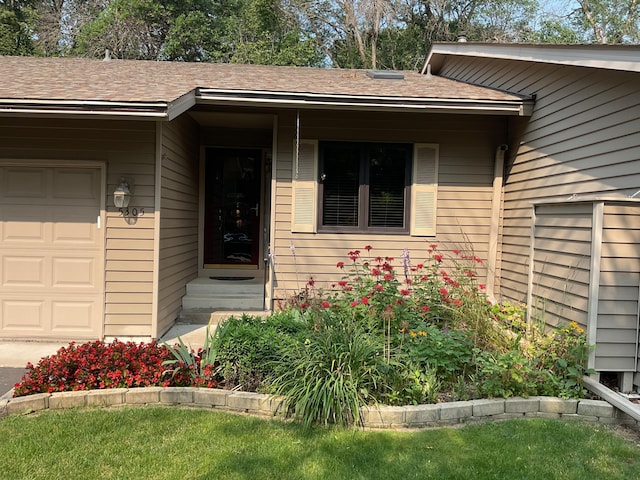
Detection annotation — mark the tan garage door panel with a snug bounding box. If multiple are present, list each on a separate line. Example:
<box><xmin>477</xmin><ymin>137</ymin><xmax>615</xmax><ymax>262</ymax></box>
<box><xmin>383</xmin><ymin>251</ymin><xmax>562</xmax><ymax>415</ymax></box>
<box><xmin>0</xmin><ymin>165</ymin><xmax>104</xmax><ymax>339</ymax></box>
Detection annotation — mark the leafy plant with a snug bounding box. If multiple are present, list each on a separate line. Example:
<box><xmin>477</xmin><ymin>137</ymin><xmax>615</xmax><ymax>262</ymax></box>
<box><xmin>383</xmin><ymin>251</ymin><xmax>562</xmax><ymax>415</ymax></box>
<box><xmin>397</xmin><ymin>325</ymin><xmax>473</xmax><ymax>384</ymax></box>
<box><xmin>474</xmin><ymin>348</ymin><xmax>541</xmax><ymax>398</ymax></box>
<box><xmin>214</xmin><ymin>312</ymin><xmax>308</xmax><ymax>391</ymax></box>
<box><xmin>385</xmin><ymin>362</ymin><xmax>441</xmax><ymax>405</ymax></box>
<box><xmin>533</xmin><ymin>321</ymin><xmax>595</xmax><ymax>398</ymax></box>
<box><xmin>163</xmin><ymin>325</ymin><xmax>221</xmax><ymax>388</ymax></box>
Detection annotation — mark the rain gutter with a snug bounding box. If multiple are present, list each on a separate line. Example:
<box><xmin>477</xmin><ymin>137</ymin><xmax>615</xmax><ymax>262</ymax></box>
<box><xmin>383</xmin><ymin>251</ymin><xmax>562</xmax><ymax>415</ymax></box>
<box><xmin>0</xmin><ymin>99</ymin><xmax>170</xmax><ymax>119</ymax></box>
<box><xmin>197</xmin><ymin>88</ymin><xmax>532</xmax><ymax>116</ymax></box>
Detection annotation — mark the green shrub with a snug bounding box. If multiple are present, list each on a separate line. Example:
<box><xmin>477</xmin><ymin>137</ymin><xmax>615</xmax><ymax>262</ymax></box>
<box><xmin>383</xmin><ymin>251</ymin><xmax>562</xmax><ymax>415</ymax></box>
<box><xmin>531</xmin><ymin>321</ymin><xmax>595</xmax><ymax>398</ymax></box>
<box><xmin>474</xmin><ymin>348</ymin><xmax>542</xmax><ymax>398</ymax></box>
<box><xmin>214</xmin><ymin>312</ymin><xmax>308</xmax><ymax>391</ymax></box>
<box><xmin>383</xmin><ymin>362</ymin><xmax>441</xmax><ymax>405</ymax></box>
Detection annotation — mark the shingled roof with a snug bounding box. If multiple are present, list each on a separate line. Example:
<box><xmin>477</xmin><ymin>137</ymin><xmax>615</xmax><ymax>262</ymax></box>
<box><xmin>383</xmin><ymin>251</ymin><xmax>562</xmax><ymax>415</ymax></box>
<box><xmin>0</xmin><ymin>56</ymin><xmax>533</xmax><ymax>118</ymax></box>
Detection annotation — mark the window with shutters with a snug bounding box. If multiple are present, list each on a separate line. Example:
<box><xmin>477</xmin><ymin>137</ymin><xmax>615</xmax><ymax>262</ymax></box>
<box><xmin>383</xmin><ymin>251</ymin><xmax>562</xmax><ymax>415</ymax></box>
<box><xmin>318</xmin><ymin>142</ymin><xmax>411</xmax><ymax>233</ymax></box>
<box><xmin>291</xmin><ymin>140</ymin><xmax>437</xmax><ymax>236</ymax></box>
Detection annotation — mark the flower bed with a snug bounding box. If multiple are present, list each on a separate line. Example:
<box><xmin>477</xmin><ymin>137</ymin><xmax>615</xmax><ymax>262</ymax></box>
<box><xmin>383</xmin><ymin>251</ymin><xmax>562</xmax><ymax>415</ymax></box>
<box><xmin>13</xmin><ymin>245</ymin><xmax>594</xmax><ymax>430</ymax></box>
<box><xmin>13</xmin><ymin>339</ymin><xmax>219</xmax><ymax>397</ymax></box>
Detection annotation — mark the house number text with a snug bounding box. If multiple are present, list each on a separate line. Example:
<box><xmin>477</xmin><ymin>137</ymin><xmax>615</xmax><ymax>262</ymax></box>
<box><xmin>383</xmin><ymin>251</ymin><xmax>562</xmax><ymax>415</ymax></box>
<box><xmin>119</xmin><ymin>207</ymin><xmax>145</xmax><ymax>217</ymax></box>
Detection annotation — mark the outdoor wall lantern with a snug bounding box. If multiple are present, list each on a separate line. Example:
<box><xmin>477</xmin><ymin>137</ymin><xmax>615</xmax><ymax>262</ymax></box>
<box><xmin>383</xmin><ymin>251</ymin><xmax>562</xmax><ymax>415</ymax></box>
<box><xmin>113</xmin><ymin>177</ymin><xmax>132</xmax><ymax>208</ymax></box>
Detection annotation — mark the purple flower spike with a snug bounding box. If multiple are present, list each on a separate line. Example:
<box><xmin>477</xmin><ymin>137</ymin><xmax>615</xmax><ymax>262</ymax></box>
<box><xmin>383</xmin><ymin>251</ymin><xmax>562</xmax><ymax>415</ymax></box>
<box><xmin>401</xmin><ymin>248</ymin><xmax>411</xmax><ymax>279</ymax></box>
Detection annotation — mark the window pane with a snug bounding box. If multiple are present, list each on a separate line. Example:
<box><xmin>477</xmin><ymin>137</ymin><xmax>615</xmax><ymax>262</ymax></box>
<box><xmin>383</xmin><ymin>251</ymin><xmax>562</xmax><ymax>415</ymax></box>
<box><xmin>368</xmin><ymin>146</ymin><xmax>407</xmax><ymax>228</ymax></box>
<box><xmin>322</xmin><ymin>146</ymin><xmax>359</xmax><ymax>227</ymax></box>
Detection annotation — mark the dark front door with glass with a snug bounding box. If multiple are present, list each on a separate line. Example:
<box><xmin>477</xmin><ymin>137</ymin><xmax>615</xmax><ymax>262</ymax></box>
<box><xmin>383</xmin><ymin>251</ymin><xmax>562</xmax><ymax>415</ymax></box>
<box><xmin>204</xmin><ymin>148</ymin><xmax>261</xmax><ymax>268</ymax></box>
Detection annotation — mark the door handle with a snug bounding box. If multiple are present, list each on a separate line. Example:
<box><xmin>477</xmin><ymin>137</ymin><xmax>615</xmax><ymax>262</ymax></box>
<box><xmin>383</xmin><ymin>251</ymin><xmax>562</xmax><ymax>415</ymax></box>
<box><xmin>250</xmin><ymin>203</ymin><xmax>259</xmax><ymax>217</ymax></box>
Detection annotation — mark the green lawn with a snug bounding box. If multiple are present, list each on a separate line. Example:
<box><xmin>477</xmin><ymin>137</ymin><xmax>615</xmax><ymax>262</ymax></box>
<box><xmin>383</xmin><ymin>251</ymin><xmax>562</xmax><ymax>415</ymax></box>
<box><xmin>1</xmin><ymin>407</ymin><xmax>639</xmax><ymax>479</ymax></box>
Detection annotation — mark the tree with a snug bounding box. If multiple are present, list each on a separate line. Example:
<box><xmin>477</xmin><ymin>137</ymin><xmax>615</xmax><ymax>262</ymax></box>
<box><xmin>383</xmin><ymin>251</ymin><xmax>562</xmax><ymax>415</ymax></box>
<box><xmin>0</xmin><ymin>0</ymin><xmax>36</xmax><ymax>55</ymax></box>
<box><xmin>3</xmin><ymin>0</ymin><xmax>638</xmax><ymax>66</ymax></box>
<box><xmin>222</xmin><ymin>0</ymin><xmax>323</xmax><ymax>65</ymax></box>
<box><xmin>72</xmin><ymin>0</ymin><xmax>221</xmax><ymax>60</ymax></box>
<box><xmin>528</xmin><ymin>16</ymin><xmax>584</xmax><ymax>42</ymax></box>
<box><xmin>573</xmin><ymin>0</ymin><xmax>639</xmax><ymax>43</ymax></box>
<box><xmin>292</xmin><ymin>0</ymin><xmax>398</xmax><ymax>69</ymax></box>
<box><xmin>32</xmin><ymin>0</ymin><xmax>107</xmax><ymax>56</ymax></box>
<box><xmin>293</xmin><ymin>0</ymin><xmax>544</xmax><ymax>69</ymax></box>
<box><xmin>469</xmin><ymin>0</ymin><xmax>539</xmax><ymax>41</ymax></box>
<box><xmin>70</xmin><ymin>0</ymin><xmax>322</xmax><ymax>64</ymax></box>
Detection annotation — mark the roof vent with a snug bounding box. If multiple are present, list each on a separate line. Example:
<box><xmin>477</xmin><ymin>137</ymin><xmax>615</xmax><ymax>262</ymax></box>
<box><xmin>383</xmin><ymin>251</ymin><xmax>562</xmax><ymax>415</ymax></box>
<box><xmin>103</xmin><ymin>49</ymin><xmax>112</xmax><ymax>61</ymax></box>
<box><xmin>366</xmin><ymin>70</ymin><xmax>404</xmax><ymax>80</ymax></box>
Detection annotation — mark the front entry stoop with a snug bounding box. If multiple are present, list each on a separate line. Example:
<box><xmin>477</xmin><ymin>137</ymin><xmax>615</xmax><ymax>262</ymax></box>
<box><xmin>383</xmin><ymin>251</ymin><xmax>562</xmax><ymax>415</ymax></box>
<box><xmin>178</xmin><ymin>277</ymin><xmax>268</xmax><ymax>324</ymax></box>
<box><xmin>177</xmin><ymin>309</ymin><xmax>270</xmax><ymax>325</ymax></box>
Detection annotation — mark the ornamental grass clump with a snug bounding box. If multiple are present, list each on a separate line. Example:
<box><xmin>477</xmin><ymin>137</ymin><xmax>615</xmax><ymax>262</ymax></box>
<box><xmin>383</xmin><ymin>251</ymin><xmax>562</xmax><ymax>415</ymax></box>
<box><xmin>270</xmin><ymin>317</ymin><xmax>387</xmax><ymax>429</ymax></box>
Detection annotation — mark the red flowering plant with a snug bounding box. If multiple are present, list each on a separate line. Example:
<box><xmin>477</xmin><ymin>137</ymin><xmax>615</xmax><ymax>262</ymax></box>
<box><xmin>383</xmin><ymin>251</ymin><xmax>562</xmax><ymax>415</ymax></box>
<box><xmin>12</xmin><ymin>339</ymin><xmax>220</xmax><ymax>398</ymax></box>
<box><xmin>280</xmin><ymin>244</ymin><xmax>505</xmax><ymax>406</ymax></box>
<box><xmin>304</xmin><ymin>245</ymin><xmax>503</xmax><ymax>350</ymax></box>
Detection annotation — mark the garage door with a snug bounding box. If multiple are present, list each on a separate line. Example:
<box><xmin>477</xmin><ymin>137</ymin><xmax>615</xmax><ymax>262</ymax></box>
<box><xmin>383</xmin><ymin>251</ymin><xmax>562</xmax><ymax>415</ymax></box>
<box><xmin>0</xmin><ymin>165</ymin><xmax>104</xmax><ymax>339</ymax></box>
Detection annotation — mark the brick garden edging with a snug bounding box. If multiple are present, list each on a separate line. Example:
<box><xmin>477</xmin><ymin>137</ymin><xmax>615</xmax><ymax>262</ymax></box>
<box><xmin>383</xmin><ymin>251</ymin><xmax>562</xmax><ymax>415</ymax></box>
<box><xmin>1</xmin><ymin>387</ymin><xmax>638</xmax><ymax>429</ymax></box>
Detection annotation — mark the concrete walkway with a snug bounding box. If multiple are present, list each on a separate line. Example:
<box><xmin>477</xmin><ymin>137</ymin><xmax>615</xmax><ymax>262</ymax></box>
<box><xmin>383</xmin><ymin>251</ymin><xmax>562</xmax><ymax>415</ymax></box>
<box><xmin>159</xmin><ymin>323</ymin><xmax>210</xmax><ymax>350</ymax></box>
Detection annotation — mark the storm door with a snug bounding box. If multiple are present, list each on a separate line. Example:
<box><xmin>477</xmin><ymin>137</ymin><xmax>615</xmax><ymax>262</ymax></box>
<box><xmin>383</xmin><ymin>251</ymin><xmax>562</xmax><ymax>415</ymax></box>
<box><xmin>204</xmin><ymin>148</ymin><xmax>262</xmax><ymax>268</ymax></box>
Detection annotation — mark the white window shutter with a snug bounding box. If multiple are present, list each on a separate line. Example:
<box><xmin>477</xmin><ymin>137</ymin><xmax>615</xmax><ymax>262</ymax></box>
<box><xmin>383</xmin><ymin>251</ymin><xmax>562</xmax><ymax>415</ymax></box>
<box><xmin>411</xmin><ymin>143</ymin><xmax>438</xmax><ymax>236</ymax></box>
<box><xmin>291</xmin><ymin>139</ymin><xmax>318</xmax><ymax>233</ymax></box>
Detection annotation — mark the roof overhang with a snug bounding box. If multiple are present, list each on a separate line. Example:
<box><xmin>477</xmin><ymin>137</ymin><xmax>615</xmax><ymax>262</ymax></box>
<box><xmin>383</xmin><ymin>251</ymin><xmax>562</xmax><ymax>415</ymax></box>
<box><xmin>196</xmin><ymin>88</ymin><xmax>533</xmax><ymax>116</ymax></box>
<box><xmin>0</xmin><ymin>98</ymin><xmax>170</xmax><ymax>119</ymax></box>
<box><xmin>0</xmin><ymin>83</ymin><xmax>533</xmax><ymax>119</ymax></box>
<box><xmin>0</xmin><ymin>90</ymin><xmax>197</xmax><ymax>121</ymax></box>
<box><xmin>424</xmin><ymin>43</ymin><xmax>640</xmax><ymax>75</ymax></box>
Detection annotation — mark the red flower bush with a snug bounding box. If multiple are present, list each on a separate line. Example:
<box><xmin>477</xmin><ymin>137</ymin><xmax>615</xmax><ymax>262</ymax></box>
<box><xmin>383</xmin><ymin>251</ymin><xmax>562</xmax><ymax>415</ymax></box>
<box><xmin>12</xmin><ymin>339</ymin><xmax>218</xmax><ymax>397</ymax></box>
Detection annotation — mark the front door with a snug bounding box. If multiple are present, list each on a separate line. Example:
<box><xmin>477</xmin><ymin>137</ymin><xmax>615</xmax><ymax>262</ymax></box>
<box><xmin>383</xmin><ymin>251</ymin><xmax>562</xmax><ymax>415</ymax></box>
<box><xmin>204</xmin><ymin>148</ymin><xmax>262</xmax><ymax>268</ymax></box>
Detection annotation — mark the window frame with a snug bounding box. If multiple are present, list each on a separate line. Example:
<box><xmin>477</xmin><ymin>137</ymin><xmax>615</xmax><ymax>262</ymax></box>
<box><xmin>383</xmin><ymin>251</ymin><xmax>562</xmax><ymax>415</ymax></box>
<box><xmin>317</xmin><ymin>141</ymin><xmax>412</xmax><ymax>234</ymax></box>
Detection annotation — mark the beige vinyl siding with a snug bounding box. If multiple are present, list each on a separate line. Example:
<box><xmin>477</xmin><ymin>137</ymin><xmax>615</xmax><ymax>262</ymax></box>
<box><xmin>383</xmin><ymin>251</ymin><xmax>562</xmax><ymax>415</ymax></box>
<box><xmin>156</xmin><ymin>116</ymin><xmax>200</xmax><ymax>337</ymax></box>
<box><xmin>271</xmin><ymin>110</ymin><xmax>501</xmax><ymax>300</ymax></box>
<box><xmin>437</xmin><ymin>57</ymin><xmax>640</xmax><ymax>305</ymax></box>
<box><xmin>0</xmin><ymin>117</ymin><xmax>157</xmax><ymax>338</ymax></box>
<box><xmin>595</xmin><ymin>203</ymin><xmax>640</xmax><ymax>371</ymax></box>
<box><xmin>530</xmin><ymin>203</ymin><xmax>592</xmax><ymax>329</ymax></box>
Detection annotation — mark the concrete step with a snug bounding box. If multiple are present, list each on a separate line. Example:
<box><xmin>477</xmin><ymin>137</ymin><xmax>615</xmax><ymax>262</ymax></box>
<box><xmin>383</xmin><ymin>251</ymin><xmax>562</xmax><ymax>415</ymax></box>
<box><xmin>182</xmin><ymin>295</ymin><xmax>263</xmax><ymax>310</ymax></box>
<box><xmin>181</xmin><ymin>276</ymin><xmax>265</xmax><ymax>311</ymax></box>
<box><xmin>185</xmin><ymin>277</ymin><xmax>263</xmax><ymax>296</ymax></box>
<box><xmin>177</xmin><ymin>309</ymin><xmax>270</xmax><ymax>325</ymax></box>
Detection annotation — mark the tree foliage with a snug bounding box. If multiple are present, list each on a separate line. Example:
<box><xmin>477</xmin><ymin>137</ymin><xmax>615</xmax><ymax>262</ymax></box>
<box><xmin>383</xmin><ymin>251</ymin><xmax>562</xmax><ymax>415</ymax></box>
<box><xmin>0</xmin><ymin>0</ymin><xmax>638</xmax><ymax>65</ymax></box>
<box><xmin>573</xmin><ymin>0</ymin><xmax>640</xmax><ymax>43</ymax></box>
<box><xmin>0</xmin><ymin>0</ymin><xmax>36</xmax><ymax>55</ymax></box>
